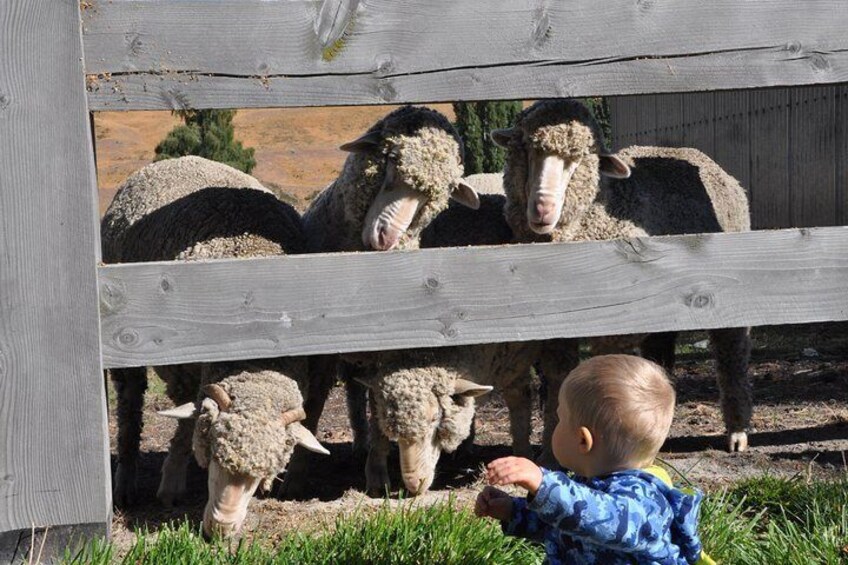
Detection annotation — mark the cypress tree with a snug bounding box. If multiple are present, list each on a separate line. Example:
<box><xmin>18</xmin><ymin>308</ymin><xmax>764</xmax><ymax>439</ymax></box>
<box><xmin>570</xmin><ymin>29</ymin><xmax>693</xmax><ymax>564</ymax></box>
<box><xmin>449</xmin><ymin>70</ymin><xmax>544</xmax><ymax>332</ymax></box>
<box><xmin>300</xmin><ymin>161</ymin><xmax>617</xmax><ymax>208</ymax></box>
<box><xmin>154</xmin><ymin>109</ymin><xmax>256</xmax><ymax>174</ymax></box>
<box><xmin>452</xmin><ymin>101</ymin><xmax>521</xmax><ymax>175</ymax></box>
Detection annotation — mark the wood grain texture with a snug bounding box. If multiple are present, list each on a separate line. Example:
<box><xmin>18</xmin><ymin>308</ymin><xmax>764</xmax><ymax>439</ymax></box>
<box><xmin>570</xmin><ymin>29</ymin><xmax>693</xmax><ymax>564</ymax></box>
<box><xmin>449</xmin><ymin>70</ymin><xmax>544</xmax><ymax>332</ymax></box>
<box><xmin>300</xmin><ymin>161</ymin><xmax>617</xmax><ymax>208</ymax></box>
<box><xmin>0</xmin><ymin>0</ymin><xmax>110</xmax><ymax>538</ymax></box>
<box><xmin>683</xmin><ymin>92</ymin><xmax>715</xmax><ymax>157</ymax></box>
<box><xmin>81</xmin><ymin>0</ymin><xmax>848</xmax><ymax>110</ymax></box>
<box><xmin>85</xmin><ymin>48</ymin><xmax>848</xmax><ymax>111</ymax></box>
<box><xmin>99</xmin><ymin>228</ymin><xmax>848</xmax><ymax>369</ymax></box>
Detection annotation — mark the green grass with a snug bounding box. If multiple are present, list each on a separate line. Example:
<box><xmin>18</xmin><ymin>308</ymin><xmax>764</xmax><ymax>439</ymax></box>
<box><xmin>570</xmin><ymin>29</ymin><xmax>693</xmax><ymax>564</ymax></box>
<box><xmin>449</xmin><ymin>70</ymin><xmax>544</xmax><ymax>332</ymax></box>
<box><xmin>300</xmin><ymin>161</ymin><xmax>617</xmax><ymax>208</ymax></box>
<box><xmin>62</xmin><ymin>499</ymin><xmax>542</xmax><ymax>565</ymax></box>
<box><xmin>61</xmin><ymin>478</ymin><xmax>848</xmax><ymax>564</ymax></box>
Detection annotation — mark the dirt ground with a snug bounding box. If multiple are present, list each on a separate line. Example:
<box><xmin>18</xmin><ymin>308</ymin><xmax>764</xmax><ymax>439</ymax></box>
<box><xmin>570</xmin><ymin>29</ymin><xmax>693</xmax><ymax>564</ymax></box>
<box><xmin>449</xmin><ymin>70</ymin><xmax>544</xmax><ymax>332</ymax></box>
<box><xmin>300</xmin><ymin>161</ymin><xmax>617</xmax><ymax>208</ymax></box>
<box><xmin>94</xmin><ymin>109</ymin><xmax>848</xmax><ymax>550</ymax></box>
<box><xmin>107</xmin><ymin>324</ymin><xmax>848</xmax><ymax>551</ymax></box>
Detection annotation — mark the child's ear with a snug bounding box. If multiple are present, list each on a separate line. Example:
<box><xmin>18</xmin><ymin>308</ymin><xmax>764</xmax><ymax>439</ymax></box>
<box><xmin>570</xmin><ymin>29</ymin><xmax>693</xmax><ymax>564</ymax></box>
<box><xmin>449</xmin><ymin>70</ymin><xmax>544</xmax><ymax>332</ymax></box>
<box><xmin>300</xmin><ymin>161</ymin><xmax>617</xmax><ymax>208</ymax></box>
<box><xmin>577</xmin><ymin>426</ymin><xmax>594</xmax><ymax>454</ymax></box>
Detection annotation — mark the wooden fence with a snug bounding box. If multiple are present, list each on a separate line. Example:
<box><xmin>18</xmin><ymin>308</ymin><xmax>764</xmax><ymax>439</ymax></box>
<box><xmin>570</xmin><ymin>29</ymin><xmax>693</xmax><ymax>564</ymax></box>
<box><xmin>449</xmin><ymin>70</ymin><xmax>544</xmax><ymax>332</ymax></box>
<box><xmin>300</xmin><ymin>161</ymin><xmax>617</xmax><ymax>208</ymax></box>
<box><xmin>1</xmin><ymin>0</ymin><xmax>847</xmax><ymax>560</ymax></box>
<box><xmin>608</xmin><ymin>86</ymin><xmax>848</xmax><ymax>229</ymax></box>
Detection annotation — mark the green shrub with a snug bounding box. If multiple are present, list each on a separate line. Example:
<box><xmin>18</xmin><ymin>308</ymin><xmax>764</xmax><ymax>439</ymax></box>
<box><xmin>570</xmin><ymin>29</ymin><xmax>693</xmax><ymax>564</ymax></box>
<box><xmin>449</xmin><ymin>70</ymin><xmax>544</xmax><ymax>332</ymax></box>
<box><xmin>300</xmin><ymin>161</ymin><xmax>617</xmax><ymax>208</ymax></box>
<box><xmin>155</xmin><ymin>109</ymin><xmax>256</xmax><ymax>174</ymax></box>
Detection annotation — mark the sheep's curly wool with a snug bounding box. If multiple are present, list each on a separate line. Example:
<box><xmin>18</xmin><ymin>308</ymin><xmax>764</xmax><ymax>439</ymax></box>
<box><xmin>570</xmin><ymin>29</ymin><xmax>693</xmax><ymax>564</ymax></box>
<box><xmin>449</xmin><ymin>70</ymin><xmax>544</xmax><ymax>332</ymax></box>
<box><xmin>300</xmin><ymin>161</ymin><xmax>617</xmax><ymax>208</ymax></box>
<box><xmin>371</xmin><ymin>365</ymin><xmax>475</xmax><ymax>453</ymax></box>
<box><xmin>192</xmin><ymin>369</ymin><xmax>306</xmax><ymax>485</ymax></box>
<box><xmin>501</xmin><ymin>100</ymin><xmax>607</xmax><ymax>242</ymax></box>
<box><xmin>302</xmin><ymin>106</ymin><xmax>464</xmax><ymax>252</ymax></box>
<box><xmin>502</xmin><ymin>99</ymin><xmax>750</xmax><ymax>243</ymax></box>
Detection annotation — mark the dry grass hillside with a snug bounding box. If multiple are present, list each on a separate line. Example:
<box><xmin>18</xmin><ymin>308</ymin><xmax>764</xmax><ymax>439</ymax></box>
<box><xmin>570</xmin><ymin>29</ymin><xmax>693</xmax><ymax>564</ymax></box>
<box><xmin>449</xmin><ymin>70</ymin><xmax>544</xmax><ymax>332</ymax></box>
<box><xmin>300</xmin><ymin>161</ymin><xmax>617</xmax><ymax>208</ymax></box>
<box><xmin>93</xmin><ymin>104</ymin><xmax>455</xmax><ymax>215</ymax></box>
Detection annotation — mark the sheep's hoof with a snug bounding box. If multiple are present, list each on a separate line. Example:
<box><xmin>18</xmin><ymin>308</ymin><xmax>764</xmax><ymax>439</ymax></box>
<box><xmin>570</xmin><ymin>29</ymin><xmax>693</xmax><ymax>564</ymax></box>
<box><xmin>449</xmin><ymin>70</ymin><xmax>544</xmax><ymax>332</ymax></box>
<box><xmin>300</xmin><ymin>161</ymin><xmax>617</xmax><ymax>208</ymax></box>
<box><xmin>728</xmin><ymin>431</ymin><xmax>748</xmax><ymax>453</ymax></box>
<box><xmin>113</xmin><ymin>464</ymin><xmax>138</xmax><ymax>508</ymax></box>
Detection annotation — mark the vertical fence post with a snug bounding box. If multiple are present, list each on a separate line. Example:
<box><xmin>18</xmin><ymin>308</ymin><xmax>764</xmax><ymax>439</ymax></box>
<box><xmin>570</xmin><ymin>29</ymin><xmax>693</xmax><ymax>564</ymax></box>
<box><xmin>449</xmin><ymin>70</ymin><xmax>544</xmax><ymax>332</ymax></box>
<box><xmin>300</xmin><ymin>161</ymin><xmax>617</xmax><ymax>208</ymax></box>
<box><xmin>0</xmin><ymin>0</ymin><xmax>111</xmax><ymax>560</ymax></box>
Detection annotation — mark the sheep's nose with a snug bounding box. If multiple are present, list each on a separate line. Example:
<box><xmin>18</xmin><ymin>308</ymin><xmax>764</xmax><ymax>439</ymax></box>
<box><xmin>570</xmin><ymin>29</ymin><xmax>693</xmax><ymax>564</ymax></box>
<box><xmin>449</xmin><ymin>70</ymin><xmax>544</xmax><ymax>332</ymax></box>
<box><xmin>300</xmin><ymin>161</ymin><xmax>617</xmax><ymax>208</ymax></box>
<box><xmin>373</xmin><ymin>226</ymin><xmax>399</xmax><ymax>251</ymax></box>
<box><xmin>534</xmin><ymin>201</ymin><xmax>555</xmax><ymax>222</ymax></box>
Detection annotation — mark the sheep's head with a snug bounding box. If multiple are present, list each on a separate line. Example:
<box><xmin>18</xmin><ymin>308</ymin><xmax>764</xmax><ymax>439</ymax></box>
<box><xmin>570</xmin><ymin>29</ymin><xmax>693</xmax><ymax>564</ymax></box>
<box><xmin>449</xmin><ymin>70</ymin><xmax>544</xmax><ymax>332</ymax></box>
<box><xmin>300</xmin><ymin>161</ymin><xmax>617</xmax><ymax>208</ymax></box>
<box><xmin>493</xmin><ymin>99</ymin><xmax>631</xmax><ymax>237</ymax></box>
<box><xmin>160</xmin><ymin>371</ymin><xmax>328</xmax><ymax>539</ymax></box>
<box><xmin>340</xmin><ymin>106</ymin><xmax>479</xmax><ymax>251</ymax></box>
<box><xmin>364</xmin><ymin>366</ymin><xmax>491</xmax><ymax>495</ymax></box>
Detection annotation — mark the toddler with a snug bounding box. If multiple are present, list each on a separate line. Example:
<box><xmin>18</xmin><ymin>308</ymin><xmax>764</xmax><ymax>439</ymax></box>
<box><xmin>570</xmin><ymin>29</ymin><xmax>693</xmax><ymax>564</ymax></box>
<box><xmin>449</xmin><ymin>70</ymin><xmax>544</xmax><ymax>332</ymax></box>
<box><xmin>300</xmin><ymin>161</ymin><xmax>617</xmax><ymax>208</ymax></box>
<box><xmin>475</xmin><ymin>354</ymin><xmax>705</xmax><ymax>564</ymax></box>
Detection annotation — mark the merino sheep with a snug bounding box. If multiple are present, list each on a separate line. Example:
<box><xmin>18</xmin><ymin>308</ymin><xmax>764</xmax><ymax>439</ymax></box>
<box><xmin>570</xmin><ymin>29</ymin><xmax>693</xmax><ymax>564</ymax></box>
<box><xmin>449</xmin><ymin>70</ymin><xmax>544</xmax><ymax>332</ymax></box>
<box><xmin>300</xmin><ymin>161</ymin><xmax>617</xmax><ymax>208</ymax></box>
<box><xmin>359</xmin><ymin>193</ymin><xmax>541</xmax><ymax>496</ymax></box>
<box><xmin>102</xmin><ymin>156</ymin><xmax>329</xmax><ymax>537</ymax></box>
<box><xmin>492</xmin><ymin>99</ymin><xmax>753</xmax><ymax>456</ymax></box>
<box><xmin>296</xmin><ymin>106</ymin><xmax>480</xmax><ymax>462</ymax></box>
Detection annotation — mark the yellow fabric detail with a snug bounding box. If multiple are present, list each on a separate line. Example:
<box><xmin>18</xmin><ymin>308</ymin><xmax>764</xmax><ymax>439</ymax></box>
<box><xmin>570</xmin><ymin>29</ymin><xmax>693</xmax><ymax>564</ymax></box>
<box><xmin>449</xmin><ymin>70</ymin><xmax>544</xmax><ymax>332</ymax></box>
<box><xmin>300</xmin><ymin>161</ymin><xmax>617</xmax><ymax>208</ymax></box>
<box><xmin>643</xmin><ymin>464</ymin><xmax>716</xmax><ymax>565</ymax></box>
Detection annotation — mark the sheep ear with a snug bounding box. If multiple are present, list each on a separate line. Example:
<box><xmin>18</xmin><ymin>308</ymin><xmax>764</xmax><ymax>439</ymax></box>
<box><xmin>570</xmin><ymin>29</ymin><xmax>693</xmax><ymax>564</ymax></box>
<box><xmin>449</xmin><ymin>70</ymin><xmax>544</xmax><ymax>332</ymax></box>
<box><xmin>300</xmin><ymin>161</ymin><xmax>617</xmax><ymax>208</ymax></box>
<box><xmin>340</xmin><ymin>130</ymin><xmax>383</xmax><ymax>153</ymax></box>
<box><xmin>599</xmin><ymin>153</ymin><xmax>631</xmax><ymax>179</ymax></box>
<box><xmin>158</xmin><ymin>402</ymin><xmax>197</xmax><ymax>419</ymax></box>
<box><xmin>451</xmin><ymin>180</ymin><xmax>480</xmax><ymax>210</ymax></box>
<box><xmin>452</xmin><ymin>379</ymin><xmax>493</xmax><ymax>398</ymax></box>
<box><xmin>490</xmin><ymin>128</ymin><xmax>514</xmax><ymax>148</ymax></box>
<box><xmin>290</xmin><ymin>422</ymin><xmax>331</xmax><ymax>455</ymax></box>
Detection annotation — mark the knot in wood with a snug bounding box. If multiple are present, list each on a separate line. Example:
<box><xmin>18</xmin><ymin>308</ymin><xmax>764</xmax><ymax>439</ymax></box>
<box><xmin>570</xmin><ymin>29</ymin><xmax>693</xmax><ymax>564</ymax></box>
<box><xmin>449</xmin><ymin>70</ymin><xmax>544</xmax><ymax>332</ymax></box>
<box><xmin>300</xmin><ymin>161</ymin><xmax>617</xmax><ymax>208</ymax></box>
<box><xmin>0</xmin><ymin>93</ymin><xmax>9</xmax><ymax>112</ymax></box>
<box><xmin>124</xmin><ymin>32</ymin><xmax>143</xmax><ymax>56</ymax></box>
<box><xmin>684</xmin><ymin>291</ymin><xmax>714</xmax><ymax>309</ymax></box>
<box><xmin>785</xmin><ymin>41</ymin><xmax>802</xmax><ymax>55</ymax></box>
<box><xmin>424</xmin><ymin>277</ymin><xmax>440</xmax><ymax>292</ymax></box>
<box><xmin>443</xmin><ymin>327</ymin><xmax>458</xmax><ymax>339</ymax></box>
<box><xmin>374</xmin><ymin>54</ymin><xmax>395</xmax><ymax>77</ymax></box>
<box><xmin>159</xmin><ymin>276</ymin><xmax>173</xmax><ymax>293</ymax></box>
<box><xmin>0</xmin><ymin>348</ymin><xmax>6</xmax><ymax>379</ymax></box>
<box><xmin>376</xmin><ymin>79</ymin><xmax>397</xmax><ymax>103</ymax></box>
<box><xmin>809</xmin><ymin>52</ymin><xmax>830</xmax><ymax>72</ymax></box>
<box><xmin>117</xmin><ymin>328</ymin><xmax>139</xmax><ymax>347</ymax></box>
<box><xmin>99</xmin><ymin>279</ymin><xmax>127</xmax><ymax>314</ymax></box>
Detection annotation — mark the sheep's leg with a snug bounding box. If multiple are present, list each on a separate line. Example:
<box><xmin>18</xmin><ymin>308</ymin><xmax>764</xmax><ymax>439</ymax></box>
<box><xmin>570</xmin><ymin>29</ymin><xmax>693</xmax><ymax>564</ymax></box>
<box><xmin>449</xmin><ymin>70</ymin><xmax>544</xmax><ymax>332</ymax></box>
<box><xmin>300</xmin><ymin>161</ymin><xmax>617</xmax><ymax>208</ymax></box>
<box><xmin>157</xmin><ymin>417</ymin><xmax>194</xmax><ymax>507</ymax></box>
<box><xmin>501</xmin><ymin>378</ymin><xmax>533</xmax><ymax>459</ymax></box>
<box><xmin>112</xmin><ymin>366</ymin><xmax>148</xmax><ymax>508</ymax></box>
<box><xmin>340</xmin><ymin>361</ymin><xmax>370</xmax><ymax>460</ymax></box>
<box><xmin>155</xmin><ymin>364</ymin><xmax>201</xmax><ymax>507</ymax></box>
<box><xmin>709</xmin><ymin>327</ymin><xmax>752</xmax><ymax>452</ymax></box>
<box><xmin>365</xmin><ymin>394</ymin><xmax>392</xmax><ymax>497</ymax></box>
<box><xmin>641</xmin><ymin>332</ymin><xmax>678</xmax><ymax>375</ymax></box>
<box><xmin>536</xmin><ymin>339</ymin><xmax>580</xmax><ymax>468</ymax></box>
<box><xmin>274</xmin><ymin>355</ymin><xmax>337</xmax><ymax>499</ymax></box>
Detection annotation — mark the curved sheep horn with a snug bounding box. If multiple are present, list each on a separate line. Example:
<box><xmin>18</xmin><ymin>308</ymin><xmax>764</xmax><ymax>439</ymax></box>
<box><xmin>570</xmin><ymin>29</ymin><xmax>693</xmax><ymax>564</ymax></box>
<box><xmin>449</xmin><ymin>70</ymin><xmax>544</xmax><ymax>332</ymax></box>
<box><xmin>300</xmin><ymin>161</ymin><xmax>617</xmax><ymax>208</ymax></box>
<box><xmin>158</xmin><ymin>402</ymin><xmax>197</xmax><ymax>419</ymax></box>
<box><xmin>290</xmin><ymin>422</ymin><xmax>330</xmax><ymax>455</ymax></box>
<box><xmin>202</xmin><ymin>384</ymin><xmax>232</xmax><ymax>412</ymax></box>
<box><xmin>339</xmin><ymin>130</ymin><xmax>383</xmax><ymax>153</ymax></box>
<box><xmin>280</xmin><ymin>407</ymin><xmax>307</xmax><ymax>426</ymax></box>
<box><xmin>490</xmin><ymin>128</ymin><xmax>515</xmax><ymax>148</ymax></box>
<box><xmin>452</xmin><ymin>379</ymin><xmax>493</xmax><ymax>398</ymax></box>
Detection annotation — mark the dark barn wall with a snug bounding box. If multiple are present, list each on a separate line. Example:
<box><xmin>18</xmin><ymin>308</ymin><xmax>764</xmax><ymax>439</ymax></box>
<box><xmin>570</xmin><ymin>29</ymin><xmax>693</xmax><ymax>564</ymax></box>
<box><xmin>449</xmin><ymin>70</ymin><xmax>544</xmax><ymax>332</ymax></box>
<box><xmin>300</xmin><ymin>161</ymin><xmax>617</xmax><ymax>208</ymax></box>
<box><xmin>609</xmin><ymin>86</ymin><xmax>848</xmax><ymax>229</ymax></box>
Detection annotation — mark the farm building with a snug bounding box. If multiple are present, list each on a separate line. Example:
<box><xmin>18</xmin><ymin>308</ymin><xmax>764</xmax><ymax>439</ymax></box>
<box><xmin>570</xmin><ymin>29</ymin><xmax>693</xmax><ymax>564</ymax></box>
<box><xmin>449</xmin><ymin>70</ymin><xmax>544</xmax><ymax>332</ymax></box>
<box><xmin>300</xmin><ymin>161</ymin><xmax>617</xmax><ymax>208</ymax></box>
<box><xmin>0</xmin><ymin>0</ymin><xmax>847</xmax><ymax>561</ymax></box>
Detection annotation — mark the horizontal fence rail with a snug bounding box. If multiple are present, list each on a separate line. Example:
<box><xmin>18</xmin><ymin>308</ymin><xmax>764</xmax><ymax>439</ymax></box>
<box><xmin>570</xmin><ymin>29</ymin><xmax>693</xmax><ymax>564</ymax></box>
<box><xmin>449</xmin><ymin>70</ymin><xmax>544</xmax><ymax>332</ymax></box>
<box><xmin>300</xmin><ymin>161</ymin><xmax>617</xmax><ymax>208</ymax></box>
<box><xmin>99</xmin><ymin>227</ymin><xmax>848</xmax><ymax>369</ymax></box>
<box><xmin>82</xmin><ymin>0</ymin><xmax>848</xmax><ymax>110</ymax></box>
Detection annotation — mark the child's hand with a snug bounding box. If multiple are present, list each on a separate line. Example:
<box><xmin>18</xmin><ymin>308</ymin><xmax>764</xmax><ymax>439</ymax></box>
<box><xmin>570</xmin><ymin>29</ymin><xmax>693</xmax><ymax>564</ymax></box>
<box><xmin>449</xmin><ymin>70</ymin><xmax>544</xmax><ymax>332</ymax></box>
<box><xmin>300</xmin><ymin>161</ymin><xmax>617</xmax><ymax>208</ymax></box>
<box><xmin>486</xmin><ymin>457</ymin><xmax>543</xmax><ymax>494</ymax></box>
<box><xmin>475</xmin><ymin>486</ymin><xmax>513</xmax><ymax>522</ymax></box>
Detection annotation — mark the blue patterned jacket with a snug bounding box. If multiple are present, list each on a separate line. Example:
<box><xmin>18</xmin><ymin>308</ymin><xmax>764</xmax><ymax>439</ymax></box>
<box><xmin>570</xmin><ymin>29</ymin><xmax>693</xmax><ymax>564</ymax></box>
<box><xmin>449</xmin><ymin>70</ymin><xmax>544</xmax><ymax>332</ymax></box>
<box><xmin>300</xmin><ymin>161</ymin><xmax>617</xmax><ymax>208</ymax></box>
<box><xmin>502</xmin><ymin>467</ymin><xmax>703</xmax><ymax>564</ymax></box>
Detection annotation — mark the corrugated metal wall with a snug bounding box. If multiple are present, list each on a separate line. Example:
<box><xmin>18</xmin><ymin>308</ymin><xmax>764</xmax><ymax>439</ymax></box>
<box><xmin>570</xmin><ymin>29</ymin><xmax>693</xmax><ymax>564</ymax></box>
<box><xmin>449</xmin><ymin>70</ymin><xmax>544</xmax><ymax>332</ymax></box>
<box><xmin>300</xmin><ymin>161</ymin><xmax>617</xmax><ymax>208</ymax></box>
<box><xmin>608</xmin><ymin>86</ymin><xmax>848</xmax><ymax>229</ymax></box>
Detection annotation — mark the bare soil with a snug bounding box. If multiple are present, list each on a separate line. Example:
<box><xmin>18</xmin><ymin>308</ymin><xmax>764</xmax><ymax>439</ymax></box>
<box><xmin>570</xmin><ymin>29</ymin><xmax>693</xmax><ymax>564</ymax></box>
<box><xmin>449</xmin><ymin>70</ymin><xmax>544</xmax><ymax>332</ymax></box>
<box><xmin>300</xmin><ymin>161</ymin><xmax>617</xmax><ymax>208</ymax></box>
<box><xmin>107</xmin><ymin>324</ymin><xmax>848</xmax><ymax>551</ymax></box>
<box><xmin>94</xmin><ymin>109</ymin><xmax>848</xmax><ymax>551</ymax></box>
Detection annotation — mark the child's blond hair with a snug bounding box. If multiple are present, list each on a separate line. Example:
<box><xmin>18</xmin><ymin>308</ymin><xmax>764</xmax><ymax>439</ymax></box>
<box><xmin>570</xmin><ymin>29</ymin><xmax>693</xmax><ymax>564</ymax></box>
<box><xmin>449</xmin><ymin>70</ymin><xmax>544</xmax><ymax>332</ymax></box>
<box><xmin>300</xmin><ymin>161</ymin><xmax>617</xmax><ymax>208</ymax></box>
<box><xmin>561</xmin><ymin>354</ymin><xmax>675</xmax><ymax>467</ymax></box>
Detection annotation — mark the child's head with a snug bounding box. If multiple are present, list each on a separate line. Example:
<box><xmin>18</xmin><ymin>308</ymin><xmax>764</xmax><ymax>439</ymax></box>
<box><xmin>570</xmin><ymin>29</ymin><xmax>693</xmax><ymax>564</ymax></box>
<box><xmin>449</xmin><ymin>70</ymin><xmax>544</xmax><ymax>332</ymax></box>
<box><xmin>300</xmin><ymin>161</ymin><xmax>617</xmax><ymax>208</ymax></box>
<box><xmin>552</xmin><ymin>354</ymin><xmax>675</xmax><ymax>476</ymax></box>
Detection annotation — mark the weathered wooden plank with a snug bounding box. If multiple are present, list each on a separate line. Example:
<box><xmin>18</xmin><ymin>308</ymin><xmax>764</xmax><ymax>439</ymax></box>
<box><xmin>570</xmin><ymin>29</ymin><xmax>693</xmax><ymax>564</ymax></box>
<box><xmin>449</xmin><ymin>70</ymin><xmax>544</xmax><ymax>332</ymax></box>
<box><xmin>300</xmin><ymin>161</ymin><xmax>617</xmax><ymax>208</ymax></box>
<box><xmin>683</xmin><ymin>92</ymin><xmax>715</xmax><ymax>156</ymax></box>
<box><xmin>750</xmin><ymin>88</ymin><xmax>791</xmax><ymax>229</ymax></box>
<box><xmin>85</xmin><ymin>46</ymin><xmax>848</xmax><ymax>111</ymax></box>
<box><xmin>0</xmin><ymin>0</ymin><xmax>110</xmax><ymax>542</ymax></box>
<box><xmin>99</xmin><ymin>227</ymin><xmax>848</xmax><ymax>369</ymax></box>
<box><xmin>790</xmin><ymin>86</ymin><xmax>838</xmax><ymax>227</ymax></box>
<box><xmin>83</xmin><ymin>0</ymin><xmax>848</xmax><ymax>76</ymax></box>
<box><xmin>714</xmin><ymin>90</ymin><xmax>751</xmax><ymax>194</ymax></box>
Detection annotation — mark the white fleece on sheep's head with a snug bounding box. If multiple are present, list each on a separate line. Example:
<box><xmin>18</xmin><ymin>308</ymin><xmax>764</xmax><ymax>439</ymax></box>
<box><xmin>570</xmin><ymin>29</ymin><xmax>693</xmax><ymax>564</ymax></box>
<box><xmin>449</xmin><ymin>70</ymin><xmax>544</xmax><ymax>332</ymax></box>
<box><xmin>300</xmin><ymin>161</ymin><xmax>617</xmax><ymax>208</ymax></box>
<box><xmin>192</xmin><ymin>370</ymin><xmax>304</xmax><ymax>488</ymax></box>
<box><xmin>502</xmin><ymin>99</ymin><xmax>608</xmax><ymax>242</ymax></box>
<box><xmin>338</xmin><ymin>106</ymin><xmax>465</xmax><ymax>250</ymax></box>
<box><xmin>371</xmin><ymin>365</ymin><xmax>475</xmax><ymax>453</ymax></box>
